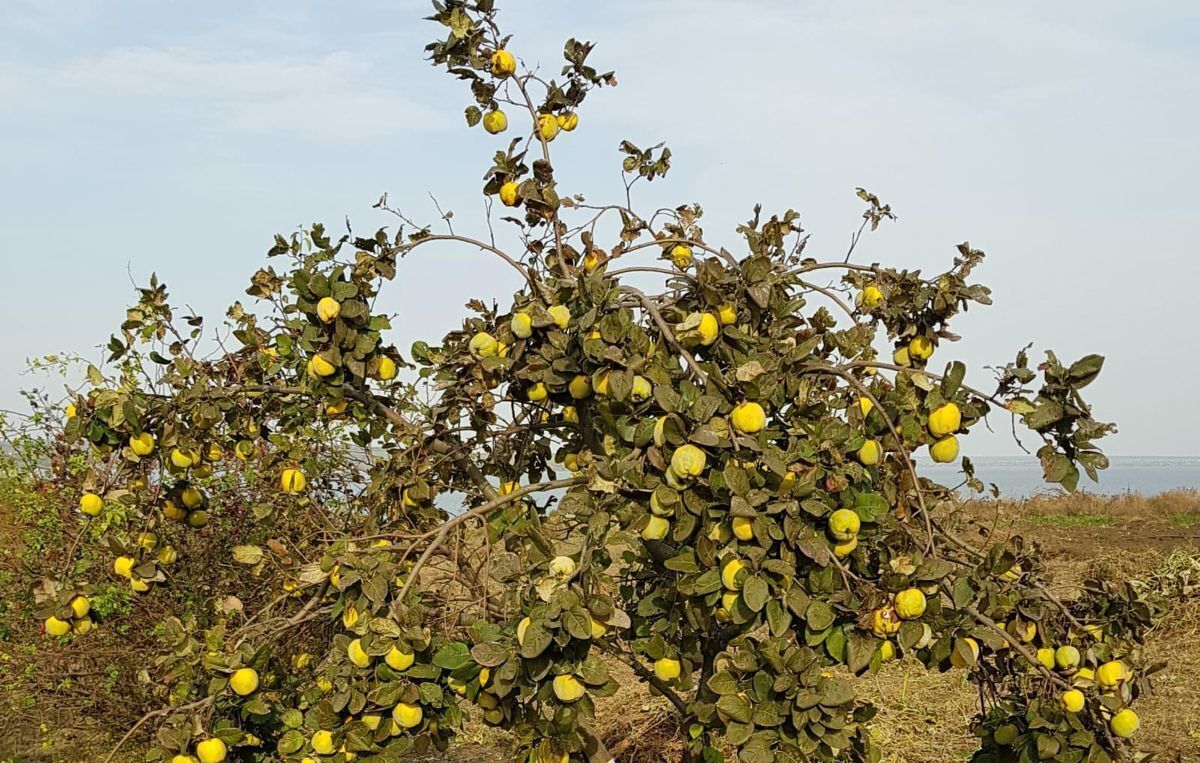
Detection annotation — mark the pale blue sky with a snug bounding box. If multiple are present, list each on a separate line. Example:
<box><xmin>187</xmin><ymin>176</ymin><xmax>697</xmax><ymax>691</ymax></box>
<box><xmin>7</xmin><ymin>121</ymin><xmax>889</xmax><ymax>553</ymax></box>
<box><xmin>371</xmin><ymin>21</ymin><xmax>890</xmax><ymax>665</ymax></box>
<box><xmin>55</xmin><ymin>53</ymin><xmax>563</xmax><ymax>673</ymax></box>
<box><xmin>1</xmin><ymin>1</ymin><xmax>1196</xmax><ymax>456</ymax></box>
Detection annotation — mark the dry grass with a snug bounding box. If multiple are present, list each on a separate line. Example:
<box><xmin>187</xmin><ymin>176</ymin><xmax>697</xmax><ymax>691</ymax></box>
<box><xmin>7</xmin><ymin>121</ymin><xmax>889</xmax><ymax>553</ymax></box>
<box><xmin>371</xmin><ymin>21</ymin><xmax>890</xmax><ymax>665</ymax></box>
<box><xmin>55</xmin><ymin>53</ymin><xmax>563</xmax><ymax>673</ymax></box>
<box><xmin>858</xmin><ymin>661</ymin><xmax>979</xmax><ymax>762</ymax></box>
<box><xmin>594</xmin><ymin>660</ymin><xmax>687</xmax><ymax>762</ymax></box>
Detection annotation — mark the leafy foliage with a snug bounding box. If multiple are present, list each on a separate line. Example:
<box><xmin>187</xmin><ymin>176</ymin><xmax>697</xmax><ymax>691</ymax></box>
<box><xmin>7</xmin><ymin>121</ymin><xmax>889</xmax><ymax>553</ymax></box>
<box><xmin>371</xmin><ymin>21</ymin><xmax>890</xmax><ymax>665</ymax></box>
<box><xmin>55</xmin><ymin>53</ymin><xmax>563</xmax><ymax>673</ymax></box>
<box><xmin>23</xmin><ymin>2</ymin><xmax>1153</xmax><ymax>762</ymax></box>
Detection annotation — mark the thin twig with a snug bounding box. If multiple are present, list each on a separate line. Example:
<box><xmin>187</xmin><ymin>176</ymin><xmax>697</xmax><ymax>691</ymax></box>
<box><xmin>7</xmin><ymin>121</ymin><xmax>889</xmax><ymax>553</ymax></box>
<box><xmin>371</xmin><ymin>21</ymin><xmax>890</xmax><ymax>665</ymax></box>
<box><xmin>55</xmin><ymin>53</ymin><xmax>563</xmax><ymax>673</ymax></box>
<box><xmin>396</xmin><ymin>476</ymin><xmax>585</xmax><ymax>603</ymax></box>
<box><xmin>105</xmin><ymin>696</ymin><xmax>214</xmax><ymax>763</ymax></box>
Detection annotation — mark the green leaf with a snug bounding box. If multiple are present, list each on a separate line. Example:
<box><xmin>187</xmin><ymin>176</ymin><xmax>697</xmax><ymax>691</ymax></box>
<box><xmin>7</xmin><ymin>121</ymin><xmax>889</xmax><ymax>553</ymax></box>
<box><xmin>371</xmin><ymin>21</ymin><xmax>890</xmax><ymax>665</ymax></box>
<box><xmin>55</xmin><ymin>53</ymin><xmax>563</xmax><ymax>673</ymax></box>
<box><xmin>331</xmin><ymin>281</ymin><xmax>359</xmax><ymax>301</ymax></box>
<box><xmin>1035</xmin><ymin>734</ymin><xmax>1061</xmax><ymax>760</ymax></box>
<box><xmin>1005</xmin><ymin>398</ymin><xmax>1036</xmax><ymax>415</ymax></box>
<box><xmin>404</xmin><ymin>663</ymin><xmax>441</xmax><ymax>681</ymax></box>
<box><xmin>664</xmin><ymin>550</ymin><xmax>700</xmax><ymax>573</ymax></box>
<box><xmin>806</xmin><ymin>600</ymin><xmax>835</xmax><ymax>631</ymax></box>
<box><xmin>1040</xmin><ymin>452</ymin><xmax>1075</xmax><ymax>488</ymax></box>
<box><xmin>940</xmin><ymin>360</ymin><xmax>966</xmax><ymax>397</ymax></box>
<box><xmin>766</xmin><ymin>600</ymin><xmax>791</xmax><ymax>636</ymax></box>
<box><xmin>419</xmin><ymin>681</ymin><xmax>444</xmax><ymax>707</ymax></box>
<box><xmin>1067</xmin><ymin>354</ymin><xmax>1104</xmax><ymax>387</ymax></box>
<box><xmin>563</xmin><ymin>606</ymin><xmax>593</xmax><ymax>640</ymax></box>
<box><xmin>242</xmin><ymin>697</ymin><xmax>270</xmax><ymax>716</ymax></box>
<box><xmin>1025</xmin><ymin>400</ymin><xmax>1064</xmax><ymax>430</ymax></box>
<box><xmin>277</xmin><ymin>730</ymin><xmax>305</xmax><ymax>755</ymax></box>
<box><xmin>579</xmin><ymin>653</ymin><xmax>610</xmax><ymax>685</ymax></box>
<box><xmin>750</xmin><ymin>700</ymin><xmax>785</xmax><ymax>728</ymax></box>
<box><xmin>853</xmin><ymin>492</ymin><xmax>888</xmax><ymax>522</ymax></box>
<box><xmin>361</xmin><ymin>574</ymin><xmax>387</xmax><ymax>606</ymax></box>
<box><xmin>707</xmin><ymin>670</ymin><xmax>739</xmax><ymax>695</ymax></box>
<box><xmin>716</xmin><ymin>694</ymin><xmax>753</xmax><ymax>723</ymax></box>
<box><xmin>952</xmin><ymin>577</ymin><xmax>976</xmax><ymax>608</ymax></box>
<box><xmin>818</xmin><ymin>676</ymin><xmax>855</xmax><ymax>707</ymax></box>
<box><xmin>1060</xmin><ymin>462</ymin><xmax>1080</xmax><ymax>492</ymax></box>
<box><xmin>824</xmin><ymin>626</ymin><xmax>847</xmax><ymax>663</ymax></box>
<box><xmin>723</xmin><ymin>464</ymin><xmax>751</xmax><ymax>497</ymax></box>
<box><xmin>694</xmin><ymin>569</ymin><xmax>723</xmax><ymax>595</ymax></box>
<box><xmin>432</xmin><ymin>642</ymin><xmax>471</xmax><ymax>671</ymax></box>
<box><xmin>785</xmin><ymin>586</ymin><xmax>811</xmax><ymax>617</ymax></box>
<box><xmin>518</xmin><ymin>622</ymin><xmax>552</xmax><ymax>659</ymax></box>
<box><xmin>742</xmin><ymin>576</ymin><xmax>769</xmax><ymax>612</ymax></box>
<box><xmin>898</xmin><ymin>622</ymin><xmax>927</xmax><ymax>650</ymax></box>
<box><xmin>725</xmin><ymin>721</ymin><xmax>753</xmax><ymax>747</ymax></box>
<box><xmin>369</xmin><ymin>681</ymin><xmax>405</xmax><ymax>707</ymax></box>
<box><xmin>846</xmin><ymin>634</ymin><xmax>875</xmax><ymax>675</ymax></box>
<box><xmin>914</xmin><ymin>558</ymin><xmax>955</xmax><ymax>582</ymax></box>
<box><xmin>470</xmin><ymin>642</ymin><xmax>509</xmax><ymax>667</ymax></box>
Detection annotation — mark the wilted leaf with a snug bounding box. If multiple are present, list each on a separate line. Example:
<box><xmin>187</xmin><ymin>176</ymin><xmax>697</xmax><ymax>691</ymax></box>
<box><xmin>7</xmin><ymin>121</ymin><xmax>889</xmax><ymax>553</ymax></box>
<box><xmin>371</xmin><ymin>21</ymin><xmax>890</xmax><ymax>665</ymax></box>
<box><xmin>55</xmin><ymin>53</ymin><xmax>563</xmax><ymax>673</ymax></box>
<box><xmin>232</xmin><ymin>546</ymin><xmax>264</xmax><ymax>565</ymax></box>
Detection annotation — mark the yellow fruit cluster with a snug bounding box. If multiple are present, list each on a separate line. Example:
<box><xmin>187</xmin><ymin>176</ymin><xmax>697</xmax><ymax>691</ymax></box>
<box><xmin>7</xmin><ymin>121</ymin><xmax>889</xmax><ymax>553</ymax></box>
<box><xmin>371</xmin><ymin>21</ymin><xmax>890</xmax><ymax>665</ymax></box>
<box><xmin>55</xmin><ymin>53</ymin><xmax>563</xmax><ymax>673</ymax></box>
<box><xmin>827</xmin><ymin>508</ymin><xmax>861</xmax><ymax>558</ymax></box>
<box><xmin>1033</xmin><ymin>644</ymin><xmax>1138</xmax><ymax>736</ymax></box>
<box><xmin>161</xmin><ymin>480</ymin><xmax>211</xmax><ymax>529</ymax></box>
<box><xmin>892</xmin><ymin>335</ymin><xmax>934</xmax><ymax>368</ymax></box>
<box><xmin>43</xmin><ymin>594</ymin><xmax>94</xmax><ymax>637</ymax></box>
<box><xmin>927</xmin><ymin>402</ymin><xmax>961</xmax><ymax>463</ymax></box>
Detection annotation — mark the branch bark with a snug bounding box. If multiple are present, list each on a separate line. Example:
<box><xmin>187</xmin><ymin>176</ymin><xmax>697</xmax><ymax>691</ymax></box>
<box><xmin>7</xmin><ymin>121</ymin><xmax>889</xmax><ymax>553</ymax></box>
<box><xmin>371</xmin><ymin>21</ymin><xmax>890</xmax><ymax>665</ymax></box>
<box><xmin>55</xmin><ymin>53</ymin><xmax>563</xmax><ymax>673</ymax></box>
<box><xmin>803</xmin><ymin>364</ymin><xmax>937</xmax><ymax>555</ymax></box>
<box><xmin>621</xmin><ymin>285</ymin><xmax>723</xmax><ymax>393</ymax></box>
<box><xmin>395</xmin><ymin>476</ymin><xmax>586</xmax><ymax>603</ymax></box>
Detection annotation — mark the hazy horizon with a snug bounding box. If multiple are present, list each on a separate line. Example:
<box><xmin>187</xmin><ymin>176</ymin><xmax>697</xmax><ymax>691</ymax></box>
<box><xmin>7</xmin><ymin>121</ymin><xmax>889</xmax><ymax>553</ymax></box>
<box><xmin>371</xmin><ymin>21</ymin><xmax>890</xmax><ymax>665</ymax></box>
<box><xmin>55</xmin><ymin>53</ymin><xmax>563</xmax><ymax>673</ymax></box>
<box><xmin>2</xmin><ymin>1</ymin><xmax>1197</xmax><ymax>458</ymax></box>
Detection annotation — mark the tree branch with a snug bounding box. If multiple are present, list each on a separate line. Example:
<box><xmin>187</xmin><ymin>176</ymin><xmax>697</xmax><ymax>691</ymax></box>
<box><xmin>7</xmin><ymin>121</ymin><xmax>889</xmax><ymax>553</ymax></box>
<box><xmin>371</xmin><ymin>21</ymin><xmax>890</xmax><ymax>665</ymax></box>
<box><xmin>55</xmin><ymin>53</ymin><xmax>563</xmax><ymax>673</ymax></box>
<box><xmin>803</xmin><ymin>364</ymin><xmax>937</xmax><ymax>555</ymax></box>
<box><xmin>395</xmin><ymin>476</ymin><xmax>586</xmax><ymax>603</ymax></box>
<box><xmin>621</xmin><ymin>285</ymin><xmax>723</xmax><ymax>393</ymax></box>
<box><xmin>599</xmin><ymin>645</ymin><xmax>690</xmax><ymax>717</ymax></box>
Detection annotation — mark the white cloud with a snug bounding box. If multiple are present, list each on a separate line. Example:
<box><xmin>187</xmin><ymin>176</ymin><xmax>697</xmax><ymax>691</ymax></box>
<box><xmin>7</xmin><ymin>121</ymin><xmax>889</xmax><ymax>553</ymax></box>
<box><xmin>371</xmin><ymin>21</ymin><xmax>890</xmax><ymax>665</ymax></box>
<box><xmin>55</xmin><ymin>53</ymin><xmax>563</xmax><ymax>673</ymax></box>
<box><xmin>38</xmin><ymin>46</ymin><xmax>443</xmax><ymax>143</ymax></box>
<box><xmin>2</xmin><ymin>0</ymin><xmax>97</xmax><ymax>35</ymax></box>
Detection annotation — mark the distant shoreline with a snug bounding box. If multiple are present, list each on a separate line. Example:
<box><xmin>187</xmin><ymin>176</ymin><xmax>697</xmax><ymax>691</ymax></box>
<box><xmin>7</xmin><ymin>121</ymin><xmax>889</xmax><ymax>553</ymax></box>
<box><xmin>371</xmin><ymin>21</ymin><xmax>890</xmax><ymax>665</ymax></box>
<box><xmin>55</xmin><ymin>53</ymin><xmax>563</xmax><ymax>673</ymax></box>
<box><xmin>920</xmin><ymin>455</ymin><xmax>1200</xmax><ymax>498</ymax></box>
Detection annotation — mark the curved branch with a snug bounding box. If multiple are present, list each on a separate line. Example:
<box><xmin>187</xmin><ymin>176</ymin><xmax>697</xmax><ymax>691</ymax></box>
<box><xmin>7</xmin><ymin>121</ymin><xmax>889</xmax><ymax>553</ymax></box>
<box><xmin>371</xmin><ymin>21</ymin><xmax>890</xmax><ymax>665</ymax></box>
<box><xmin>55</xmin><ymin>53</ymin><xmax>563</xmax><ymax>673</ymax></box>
<box><xmin>105</xmin><ymin>696</ymin><xmax>214</xmax><ymax>763</ymax></box>
<box><xmin>605</xmin><ymin>265</ymin><xmax>693</xmax><ymax>281</ymax></box>
<box><xmin>803</xmin><ymin>364</ymin><xmax>937</xmax><ymax>554</ymax></box>
<box><xmin>511</xmin><ymin>71</ymin><xmax>571</xmax><ymax>279</ymax></box>
<box><xmin>964</xmin><ymin>603</ymin><xmax>1073</xmax><ymax>692</ymax></box>
<box><xmin>620</xmin><ymin>285</ymin><xmax>721</xmax><ymax>392</ymax></box>
<box><xmin>599</xmin><ymin>644</ymin><xmax>690</xmax><ymax>717</ymax></box>
<box><xmin>395</xmin><ymin>476</ymin><xmax>586</xmax><ymax>603</ymax></box>
<box><xmin>789</xmin><ymin>261</ymin><xmax>878</xmax><ymax>276</ymax></box>
<box><xmin>797</xmin><ymin>279</ymin><xmax>856</xmax><ymax>321</ymax></box>
<box><xmin>617</xmin><ymin>237</ymin><xmax>738</xmax><ymax>268</ymax></box>
<box><xmin>400</xmin><ymin>234</ymin><xmax>546</xmax><ymax>298</ymax></box>
<box><xmin>840</xmin><ymin>360</ymin><xmax>1011</xmax><ymax>410</ymax></box>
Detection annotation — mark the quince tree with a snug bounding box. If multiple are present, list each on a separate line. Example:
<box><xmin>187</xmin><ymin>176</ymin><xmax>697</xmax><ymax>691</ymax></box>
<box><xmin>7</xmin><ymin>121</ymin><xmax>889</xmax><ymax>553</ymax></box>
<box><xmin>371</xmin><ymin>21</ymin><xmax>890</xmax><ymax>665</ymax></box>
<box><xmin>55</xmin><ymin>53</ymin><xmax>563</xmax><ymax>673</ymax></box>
<box><xmin>36</xmin><ymin>2</ymin><xmax>1159</xmax><ymax>762</ymax></box>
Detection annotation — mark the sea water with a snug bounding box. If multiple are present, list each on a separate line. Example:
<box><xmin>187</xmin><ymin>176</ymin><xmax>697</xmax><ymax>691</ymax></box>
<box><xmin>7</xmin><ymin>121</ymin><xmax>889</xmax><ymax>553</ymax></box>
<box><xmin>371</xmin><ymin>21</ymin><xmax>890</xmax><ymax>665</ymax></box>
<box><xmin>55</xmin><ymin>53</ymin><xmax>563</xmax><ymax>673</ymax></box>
<box><xmin>919</xmin><ymin>456</ymin><xmax>1200</xmax><ymax>499</ymax></box>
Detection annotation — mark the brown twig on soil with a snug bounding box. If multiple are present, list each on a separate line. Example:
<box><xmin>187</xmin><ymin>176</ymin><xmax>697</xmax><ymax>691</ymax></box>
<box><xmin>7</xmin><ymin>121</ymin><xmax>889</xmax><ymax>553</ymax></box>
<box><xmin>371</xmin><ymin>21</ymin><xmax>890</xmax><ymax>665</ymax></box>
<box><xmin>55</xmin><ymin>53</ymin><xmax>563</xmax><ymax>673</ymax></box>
<box><xmin>104</xmin><ymin>696</ymin><xmax>213</xmax><ymax>763</ymax></box>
